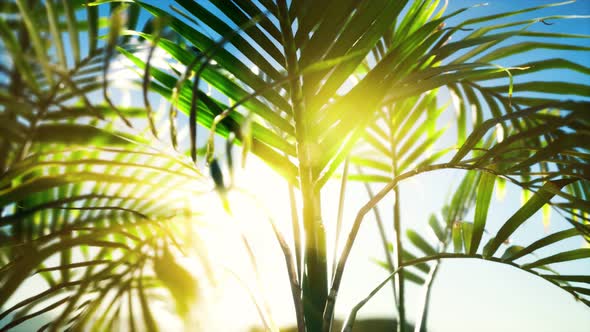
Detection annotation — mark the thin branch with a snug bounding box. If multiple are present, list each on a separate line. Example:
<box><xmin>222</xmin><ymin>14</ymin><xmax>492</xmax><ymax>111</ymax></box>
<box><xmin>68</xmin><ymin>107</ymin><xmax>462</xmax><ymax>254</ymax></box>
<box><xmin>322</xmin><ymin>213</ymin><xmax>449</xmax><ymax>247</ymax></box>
<box><xmin>413</xmin><ymin>261</ymin><xmax>440</xmax><ymax>332</ymax></box>
<box><xmin>224</xmin><ymin>268</ymin><xmax>273</xmax><ymax>332</ymax></box>
<box><xmin>287</xmin><ymin>178</ymin><xmax>303</xmax><ymax>283</ymax></box>
<box><xmin>143</xmin><ymin>19</ymin><xmax>163</xmax><ymax>138</ymax></box>
<box><xmin>391</xmin><ymin>133</ymin><xmax>406</xmax><ymax>332</ymax></box>
<box><xmin>0</xmin><ymin>273</ymin><xmax>114</xmax><ymax>322</ymax></box>
<box><xmin>44</xmin><ymin>62</ymin><xmax>103</xmax><ymax>120</ymax></box>
<box><xmin>235</xmin><ymin>224</ymin><xmax>278</xmax><ymax>331</ymax></box>
<box><xmin>220</xmin><ymin>190</ymin><xmax>280</xmax><ymax>331</ymax></box>
<box><xmin>52</xmin><ymin>206</ymin><xmax>148</xmax><ymax>219</ymax></box>
<box><xmin>236</xmin><ymin>188</ymin><xmax>305</xmax><ymax>332</ymax></box>
<box><xmin>0</xmin><ymin>296</ymin><xmax>70</xmax><ymax>331</ymax></box>
<box><xmin>103</xmin><ymin>9</ymin><xmax>133</xmax><ymax>128</ymax></box>
<box><xmin>414</xmin><ymin>221</ymin><xmax>454</xmax><ymax>332</ymax></box>
<box><xmin>331</xmin><ymin>158</ymin><xmax>350</xmax><ymax>275</ymax></box>
<box><xmin>342</xmin><ymin>253</ymin><xmax>588</xmax><ymax>331</ymax></box>
<box><xmin>267</xmin><ymin>214</ymin><xmax>305</xmax><ymax>332</ymax></box>
<box><xmin>357</xmin><ymin>166</ymin><xmax>398</xmax><ymax>307</ymax></box>
<box><xmin>323</xmin><ymin>161</ymin><xmax>520</xmax><ymax>328</ymax></box>
<box><xmin>34</xmin><ymin>260</ymin><xmax>112</xmax><ymax>274</ymax></box>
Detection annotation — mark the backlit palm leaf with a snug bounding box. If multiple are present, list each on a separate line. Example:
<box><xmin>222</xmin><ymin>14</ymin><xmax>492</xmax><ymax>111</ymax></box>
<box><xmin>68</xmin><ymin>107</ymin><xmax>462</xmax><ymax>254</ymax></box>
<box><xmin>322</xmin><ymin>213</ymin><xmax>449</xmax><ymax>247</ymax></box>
<box><xmin>1</xmin><ymin>1</ymin><xmax>208</xmax><ymax>330</ymax></box>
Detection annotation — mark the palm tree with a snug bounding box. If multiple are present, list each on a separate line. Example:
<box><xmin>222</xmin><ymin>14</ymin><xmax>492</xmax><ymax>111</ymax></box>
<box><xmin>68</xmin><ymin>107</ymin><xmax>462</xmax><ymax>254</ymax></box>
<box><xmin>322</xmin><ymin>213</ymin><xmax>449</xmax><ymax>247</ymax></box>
<box><xmin>0</xmin><ymin>0</ymin><xmax>588</xmax><ymax>331</ymax></box>
<box><xmin>0</xmin><ymin>1</ymin><xmax>205</xmax><ymax>331</ymax></box>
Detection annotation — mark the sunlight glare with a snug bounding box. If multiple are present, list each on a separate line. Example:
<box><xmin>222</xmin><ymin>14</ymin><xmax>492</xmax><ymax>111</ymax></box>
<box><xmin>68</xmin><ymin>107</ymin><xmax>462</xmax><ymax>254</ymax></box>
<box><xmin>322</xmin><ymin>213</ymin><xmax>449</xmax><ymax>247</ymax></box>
<box><xmin>176</xmin><ymin>155</ymin><xmax>300</xmax><ymax>331</ymax></box>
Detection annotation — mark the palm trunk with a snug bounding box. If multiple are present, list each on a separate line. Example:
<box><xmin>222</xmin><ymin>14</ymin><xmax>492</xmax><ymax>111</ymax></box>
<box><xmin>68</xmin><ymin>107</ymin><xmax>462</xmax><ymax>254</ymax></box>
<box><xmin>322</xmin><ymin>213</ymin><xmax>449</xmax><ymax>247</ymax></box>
<box><xmin>301</xmin><ymin>184</ymin><xmax>328</xmax><ymax>331</ymax></box>
<box><xmin>276</xmin><ymin>1</ymin><xmax>328</xmax><ymax>331</ymax></box>
<box><xmin>296</xmin><ymin>105</ymin><xmax>327</xmax><ymax>331</ymax></box>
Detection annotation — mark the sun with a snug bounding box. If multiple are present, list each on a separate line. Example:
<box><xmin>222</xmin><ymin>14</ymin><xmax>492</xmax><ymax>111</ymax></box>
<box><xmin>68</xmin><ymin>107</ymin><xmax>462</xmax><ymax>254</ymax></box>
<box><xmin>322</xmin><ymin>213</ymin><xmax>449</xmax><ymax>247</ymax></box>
<box><xmin>174</xmin><ymin>155</ymin><xmax>299</xmax><ymax>331</ymax></box>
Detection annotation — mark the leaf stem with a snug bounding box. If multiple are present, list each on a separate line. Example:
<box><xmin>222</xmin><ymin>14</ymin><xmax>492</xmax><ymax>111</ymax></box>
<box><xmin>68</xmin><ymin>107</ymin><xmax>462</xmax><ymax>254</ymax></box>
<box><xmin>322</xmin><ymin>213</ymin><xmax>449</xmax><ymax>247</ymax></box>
<box><xmin>323</xmin><ymin>161</ymin><xmax>513</xmax><ymax>328</ymax></box>
<box><xmin>331</xmin><ymin>158</ymin><xmax>350</xmax><ymax>275</ymax></box>
<box><xmin>342</xmin><ymin>252</ymin><xmax>589</xmax><ymax>331</ymax></box>
<box><xmin>357</xmin><ymin>166</ymin><xmax>398</xmax><ymax>307</ymax></box>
